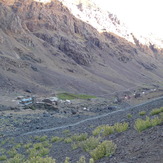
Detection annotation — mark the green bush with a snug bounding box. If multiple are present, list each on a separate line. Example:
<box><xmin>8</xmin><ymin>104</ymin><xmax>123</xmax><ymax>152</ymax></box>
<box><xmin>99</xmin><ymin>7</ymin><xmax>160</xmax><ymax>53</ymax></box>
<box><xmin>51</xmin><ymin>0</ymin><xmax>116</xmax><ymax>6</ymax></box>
<box><xmin>134</xmin><ymin>116</ymin><xmax>162</xmax><ymax>132</ymax></box>
<box><xmin>64</xmin><ymin>157</ymin><xmax>71</xmax><ymax>163</ymax></box>
<box><xmin>78</xmin><ymin>136</ymin><xmax>101</xmax><ymax>152</ymax></box>
<box><xmin>114</xmin><ymin>122</ymin><xmax>129</xmax><ymax>133</ymax></box>
<box><xmin>150</xmin><ymin>107</ymin><xmax>163</xmax><ymax>115</ymax></box>
<box><xmin>64</xmin><ymin>138</ymin><xmax>73</xmax><ymax>143</ymax></box>
<box><xmin>7</xmin><ymin>148</ymin><xmax>18</xmax><ymax>158</ymax></box>
<box><xmin>139</xmin><ymin>111</ymin><xmax>146</xmax><ymax>116</ymax></box>
<box><xmin>24</xmin><ymin>156</ymin><xmax>56</xmax><ymax>163</ymax></box>
<box><xmin>6</xmin><ymin>154</ymin><xmax>24</xmax><ymax>163</ymax></box>
<box><xmin>90</xmin><ymin>140</ymin><xmax>117</xmax><ymax>161</ymax></box>
<box><xmin>51</xmin><ymin>136</ymin><xmax>62</xmax><ymax>143</ymax></box>
<box><xmin>71</xmin><ymin>133</ymin><xmax>88</xmax><ymax>141</ymax></box>
<box><xmin>76</xmin><ymin>156</ymin><xmax>86</xmax><ymax>163</ymax></box>
<box><xmin>0</xmin><ymin>155</ymin><xmax>7</xmax><ymax>161</ymax></box>
<box><xmin>92</xmin><ymin>125</ymin><xmax>114</xmax><ymax>136</ymax></box>
<box><xmin>127</xmin><ymin>113</ymin><xmax>132</xmax><ymax>118</ymax></box>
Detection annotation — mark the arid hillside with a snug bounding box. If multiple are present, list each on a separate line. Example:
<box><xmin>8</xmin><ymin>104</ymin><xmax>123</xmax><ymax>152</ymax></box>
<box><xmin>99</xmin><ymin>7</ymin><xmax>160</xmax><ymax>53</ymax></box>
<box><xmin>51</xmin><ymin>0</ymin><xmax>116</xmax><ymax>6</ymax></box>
<box><xmin>0</xmin><ymin>0</ymin><xmax>163</xmax><ymax>96</ymax></box>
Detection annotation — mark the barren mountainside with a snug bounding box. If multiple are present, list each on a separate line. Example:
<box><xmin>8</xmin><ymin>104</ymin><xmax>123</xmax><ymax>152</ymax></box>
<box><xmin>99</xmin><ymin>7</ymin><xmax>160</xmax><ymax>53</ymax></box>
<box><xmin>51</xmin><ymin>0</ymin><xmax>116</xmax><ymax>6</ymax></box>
<box><xmin>0</xmin><ymin>0</ymin><xmax>163</xmax><ymax>96</ymax></box>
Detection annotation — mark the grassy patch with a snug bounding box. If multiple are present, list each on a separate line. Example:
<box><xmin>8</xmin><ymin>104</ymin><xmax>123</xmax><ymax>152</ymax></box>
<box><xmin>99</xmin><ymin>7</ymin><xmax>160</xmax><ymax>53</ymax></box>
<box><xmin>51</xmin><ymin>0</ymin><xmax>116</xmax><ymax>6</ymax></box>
<box><xmin>57</xmin><ymin>93</ymin><xmax>96</xmax><ymax>100</ymax></box>
<box><xmin>90</xmin><ymin>140</ymin><xmax>117</xmax><ymax>161</ymax></box>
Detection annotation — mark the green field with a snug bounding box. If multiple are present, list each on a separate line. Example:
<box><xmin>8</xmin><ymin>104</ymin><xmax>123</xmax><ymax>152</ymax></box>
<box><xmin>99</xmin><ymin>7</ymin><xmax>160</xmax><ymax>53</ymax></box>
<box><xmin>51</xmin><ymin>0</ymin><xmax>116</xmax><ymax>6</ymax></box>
<box><xmin>57</xmin><ymin>93</ymin><xmax>96</xmax><ymax>100</ymax></box>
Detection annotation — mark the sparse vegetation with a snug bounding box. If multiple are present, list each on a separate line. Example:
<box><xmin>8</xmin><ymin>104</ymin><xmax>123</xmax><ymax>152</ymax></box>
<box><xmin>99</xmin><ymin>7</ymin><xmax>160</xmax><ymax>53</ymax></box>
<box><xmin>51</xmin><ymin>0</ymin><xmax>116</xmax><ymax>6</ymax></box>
<box><xmin>57</xmin><ymin>93</ymin><xmax>96</xmax><ymax>100</ymax></box>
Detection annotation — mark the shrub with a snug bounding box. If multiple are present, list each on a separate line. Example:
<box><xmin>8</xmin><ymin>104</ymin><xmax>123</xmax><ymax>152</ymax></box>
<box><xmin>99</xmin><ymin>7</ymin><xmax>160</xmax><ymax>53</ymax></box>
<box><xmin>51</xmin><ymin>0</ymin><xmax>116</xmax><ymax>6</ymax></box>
<box><xmin>134</xmin><ymin>117</ymin><xmax>151</xmax><ymax>132</ymax></box>
<box><xmin>64</xmin><ymin>157</ymin><xmax>71</xmax><ymax>163</ymax></box>
<box><xmin>24</xmin><ymin>143</ymin><xmax>32</xmax><ymax>149</ymax></box>
<box><xmin>92</xmin><ymin>125</ymin><xmax>114</xmax><ymax>136</ymax></box>
<box><xmin>114</xmin><ymin>122</ymin><xmax>129</xmax><ymax>133</ymax></box>
<box><xmin>64</xmin><ymin>138</ymin><xmax>73</xmax><ymax>143</ymax></box>
<box><xmin>76</xmin><ymin>156</ymin><xmax>86</xmax><ymax>163</ymax></box>
<box><xmin>51</xmin><ymin>136</ymin><xmax>62</xmax><ymax>143</ymax></box>
<box><xmin>0</xmin><ymin>155</ymin><xmax>7</xmax><ymax>161</ymax></box>
<box><xmin>24</xmin><ymin>156</ymin><xmax>56</xmax><ymax>163</ymax></box>
<box><xmin>139</xmin><ymin>111</ymin><xmax>146</xmax><ymax>116</ymax></box>
<box><xmin>71</xmin><ymin>133</ymin><xmax>88</xmax><ymax>141</ymax></box>
<box><xmin>6</xmin><ymin>154</ymin><xmax>24</xmax><ymax>163</ymax></box>
<box><xmin>150</xmin><ymin>107</ymin><xmax>163</xmax><ymax>115</ymax></box>
<box><xmin>78</xmin><ymin>136</ymin><xmax>101</xmax><ymax>152</ymax></box>
<box><xmin>39</xmin><ymin>136</ymin><xmax>48</xmax><ymax>142</ymax></box>
<box><xmin>7</xmin><ymin>148</ymin><xmax>17</xmax><ymax>158</ymax></box>
<box><xmin>127</xmin><ymin>113</ymin><xmax>132</xmax><ymax>118</ymax></box>
<box><xmin>134</xmin><ymin>116</ymin><xmax>162</xmax><ymax>132</ymax></box>
<box><xmin>89</xmin><ymin>158</ymin><xmax>94</xmax><ymax>163</ymax></box>
<box><xmin>90</xmin><ymin>140</ymin><xmax>117</xmax><ymax>161</ymax></box>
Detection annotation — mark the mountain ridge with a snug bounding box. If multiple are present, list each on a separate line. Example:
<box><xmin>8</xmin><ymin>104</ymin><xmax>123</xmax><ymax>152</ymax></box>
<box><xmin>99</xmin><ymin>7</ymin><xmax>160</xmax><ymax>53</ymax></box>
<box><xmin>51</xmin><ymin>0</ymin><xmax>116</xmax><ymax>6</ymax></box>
<box><xmin>0</xmin><ymin>0</ymin><xmax>163</xmax><ymax>96</ymax></box>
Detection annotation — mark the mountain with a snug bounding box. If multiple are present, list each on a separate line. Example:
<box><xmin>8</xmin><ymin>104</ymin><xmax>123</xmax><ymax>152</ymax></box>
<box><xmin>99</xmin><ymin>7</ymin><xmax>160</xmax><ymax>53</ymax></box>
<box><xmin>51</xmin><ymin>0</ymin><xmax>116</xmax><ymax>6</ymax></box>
<box><xmin>0</xmin><ymin>0</ymin><xmax>163</xmax><ymax>96</ymax></box>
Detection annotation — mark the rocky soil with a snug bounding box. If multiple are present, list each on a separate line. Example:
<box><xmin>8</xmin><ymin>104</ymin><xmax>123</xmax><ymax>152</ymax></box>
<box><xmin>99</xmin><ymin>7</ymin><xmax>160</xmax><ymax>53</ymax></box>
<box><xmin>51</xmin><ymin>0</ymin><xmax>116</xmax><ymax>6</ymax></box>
<box><xmin>0</xmin><ymin>94</ymin><xmax>163</xmax><ymax>163</ymax></box>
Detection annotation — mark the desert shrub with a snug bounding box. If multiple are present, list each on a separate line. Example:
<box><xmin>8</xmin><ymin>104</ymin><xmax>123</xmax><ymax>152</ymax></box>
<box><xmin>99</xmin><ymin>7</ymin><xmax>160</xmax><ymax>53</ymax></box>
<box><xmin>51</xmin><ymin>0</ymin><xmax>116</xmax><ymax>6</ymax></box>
<box><xmin>78</xmin><ymin>136</ymin><xmax>101</xmax><ymax>152</ymax></box>
<box><xmin>0</xmin><ymin>155</ymin><xmax>7</xmax><ymax>161</ymax></box>
<box><xmin>150</xmin><ymin>107</ymin><xmax>163</xmax><ymax>115</ymax></box>
<box><xmin>139</xmin><ymin>111</ymin><xmax>146</xmax><ymax>116</ymax></box>
<box><xmin>134</xmin><ymin>116</ymin><xmax>162</xmax><ymax>132</ymax></box>
<box><xmin>134</xmin><ymin>117</ymin><xmax>151</xmax><ymax>132</ymax></box>
<box><xmin>7</xmin><ymin>148</ymin><xmax>18</xmax><ymax>158</ymax></box>
<box><xmin>89</xmin><ymin>158</ymin><xmax>94</xmax><ymax>163</ymax></box>
<box><xmin>127</xmin><ymin>113</ymin><xmax>132</xmax><ymax>118</ymax></box>
<box><xmin>64</xmin><ymin>138</ymin><xmax>73</xmax><ymax>143</ymax></box>
<box><xmin>24</xmin><ymin>156</ymin><xmax>56</xmax><ymax>163</ymax></box>
<box><xmin>64</xmin><ymin>157</ymin><xmax>71</xmax><ymax>163</ymax></box>
<box><xmin>90</xmin><ymin>140</ymin><xmax>116</xmax><ymax>161</ymax></box>
<box><xmin>76</xmin><ymin>156</ymin><xmax>86</xmax><ymax>163</ymax></box>
<box><xmin>71</xmin><ymin>133</ymin><xmax>88</xmax><ymax>141</ymax></box>
<box><xmin>51</xmin><ymin>136</ymin><xmax>62</xmax><ymax>143</ymax></box>
<box><xmin>39</xmin><ymin>136</ymin><xmax>48</xmax><ymax>142</ymax></box>
<box><xmin>114</xmin><ymin>122</ymin><xmax>129</xmax><ymax>133</ymax></box>
<box><xmin>92</xmin><ymin>125</ymin><xmax>114</xmax><ymax>136</ymax></box>
<box><xmin>150</xmin><ymin>117</ymin><xmax>162</xmax><ymax>126</ymax></box>
<box><xmin>24</xmin><ymin>143</ymin><xmax>32</xmax><ymax>149</ymax></box>
<box><xmin>6</xmin><ymin>154</ymin><xmax>24</xmax><ymax>163</ymax></box>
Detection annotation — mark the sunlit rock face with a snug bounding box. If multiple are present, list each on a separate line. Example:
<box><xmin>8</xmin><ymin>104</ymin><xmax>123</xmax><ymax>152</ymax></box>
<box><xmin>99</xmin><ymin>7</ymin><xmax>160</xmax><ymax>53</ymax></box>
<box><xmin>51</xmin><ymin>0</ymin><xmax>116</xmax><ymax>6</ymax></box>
<box><xmin>59</xmin><ymin>0</ymin><xmax>163</xmax><ymax>49</ymax></box>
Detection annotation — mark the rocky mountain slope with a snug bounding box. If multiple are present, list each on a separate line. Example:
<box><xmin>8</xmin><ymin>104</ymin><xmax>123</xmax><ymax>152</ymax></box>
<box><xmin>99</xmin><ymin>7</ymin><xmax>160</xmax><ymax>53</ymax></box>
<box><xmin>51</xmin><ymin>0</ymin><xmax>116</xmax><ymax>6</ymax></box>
<box><xmin>0</xmin><ymin>0</ymin><xmax>163</xmax><ymax>96</ymax></box>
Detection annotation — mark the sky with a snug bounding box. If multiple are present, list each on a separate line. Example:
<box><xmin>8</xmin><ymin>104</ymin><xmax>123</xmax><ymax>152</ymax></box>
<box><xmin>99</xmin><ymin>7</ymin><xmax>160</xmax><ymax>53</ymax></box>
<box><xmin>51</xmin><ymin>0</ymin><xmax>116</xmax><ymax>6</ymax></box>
<box><xmin>93</xmin><ymin>0</ymin><xmax>163</xmax><ymax>37</ymax></box>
